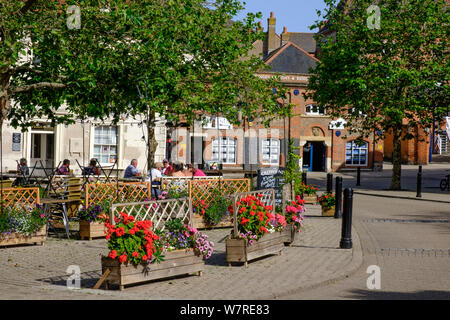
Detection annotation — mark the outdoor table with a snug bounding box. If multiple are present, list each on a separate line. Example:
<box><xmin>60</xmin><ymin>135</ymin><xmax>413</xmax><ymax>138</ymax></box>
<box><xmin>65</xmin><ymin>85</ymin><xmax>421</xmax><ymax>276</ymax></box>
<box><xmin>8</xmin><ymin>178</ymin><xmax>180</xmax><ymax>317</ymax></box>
<box><xmin>40</xmin><ymin>198</ymin><xmax>79</xmax><ymax>239</ymax></box>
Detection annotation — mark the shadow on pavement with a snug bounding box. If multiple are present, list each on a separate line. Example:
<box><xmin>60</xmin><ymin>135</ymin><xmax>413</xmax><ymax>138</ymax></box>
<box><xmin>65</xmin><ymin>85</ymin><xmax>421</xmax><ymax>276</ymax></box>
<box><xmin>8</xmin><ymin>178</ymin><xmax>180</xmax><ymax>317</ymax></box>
<box><xmin>343</xmin><ymin>289</ymin><xmax>450</xmax><ymax>300</ymax></box>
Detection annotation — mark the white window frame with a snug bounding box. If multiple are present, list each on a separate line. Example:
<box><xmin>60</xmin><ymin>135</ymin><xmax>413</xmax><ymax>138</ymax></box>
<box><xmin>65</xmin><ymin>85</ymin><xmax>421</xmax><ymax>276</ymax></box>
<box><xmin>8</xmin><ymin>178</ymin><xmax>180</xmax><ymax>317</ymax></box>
<box><xmin>305</xmin><ymin>104</ymin><xmax>326</xmax><ymax>115</ymax></box>
<box><xmin>345</xmin><ymin>140</ymin><xmax>368</xmax><ymax>166</ymax></box>
<box><xmin>261</xmin><ymin>138</ymin><xmax>280</xmax><ymax>165</ymax></box>
<box><xmin>93</xmin><ymin>125</ymin><xmax>118</xmax><ymax>166</ymax></box>
<box><xmin>199</xmin><ymin>116</ymin><xmax>233</xmax><ymax>129</ymax></box>
<box><xmin>212</xmin><ymin>137</ymin><xmax>236</xmax><ymax>164</ymax></box>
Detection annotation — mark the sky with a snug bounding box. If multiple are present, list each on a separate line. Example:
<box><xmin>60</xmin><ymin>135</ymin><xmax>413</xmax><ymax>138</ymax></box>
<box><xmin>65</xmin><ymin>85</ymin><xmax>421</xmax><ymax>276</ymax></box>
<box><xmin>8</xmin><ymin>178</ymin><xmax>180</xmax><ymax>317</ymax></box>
<box><xmin>234</xmin><ymin>0</ymin><xmax>328</xmax><ymax>34</ymax></box>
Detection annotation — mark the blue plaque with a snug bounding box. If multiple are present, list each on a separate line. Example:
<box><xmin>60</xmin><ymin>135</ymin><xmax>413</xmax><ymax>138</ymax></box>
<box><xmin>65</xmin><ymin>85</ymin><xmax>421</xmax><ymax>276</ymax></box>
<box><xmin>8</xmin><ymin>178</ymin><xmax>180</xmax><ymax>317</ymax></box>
<box><xmin>335</xmin><ymin>130</ymin><xmax>341</xmax><ymax>137</ymax></box>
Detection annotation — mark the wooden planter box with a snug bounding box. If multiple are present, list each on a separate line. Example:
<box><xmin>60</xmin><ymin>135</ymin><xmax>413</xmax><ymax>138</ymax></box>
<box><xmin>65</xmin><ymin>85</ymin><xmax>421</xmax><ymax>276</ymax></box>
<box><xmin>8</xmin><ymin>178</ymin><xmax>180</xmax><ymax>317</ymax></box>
<box><xmin>79</xmin><ymin>220</ymin><xmax>106</xmax><ymax>240</ymax></box>
<box><xmin>101</xmin><ymin>248</ymin><xmax>205</xmax><ymax>290</ymax></box>
<box><xmin>321</xmin><ymin>206</ymin><xmax>335</xmax><ymax>217</ymax></box>
<box><xmin>302</xmin><ymin>194</ymin><xmax>317</xmax><ymax>204</ymax></box>
<box><xmin>226</xmin><ymin>231</ymin><xmax>285</xmax><ymax>267</ymax></box>
<box><xmin>0</xmin><ymin>226</ymin><xmax>46</xmax><ymax>247</ymax></box>
<box><xmin>192</xmin><ymin>213</ymin><xmax>233</xmax><ymax>229</ymax></box>
<box><xmin>282</xmin><ymin>224</ymin><xmax>298</xmax><ymax>246</ymax></box>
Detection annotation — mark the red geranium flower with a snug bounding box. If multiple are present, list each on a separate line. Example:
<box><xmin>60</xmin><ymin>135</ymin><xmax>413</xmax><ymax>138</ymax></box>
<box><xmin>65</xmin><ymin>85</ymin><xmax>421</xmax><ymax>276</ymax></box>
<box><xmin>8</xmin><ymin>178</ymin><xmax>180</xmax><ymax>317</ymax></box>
<box><xmin>108</xmin><ymin>250</ymin><xmax>117</xmax><ymax>259</ymax></box>
<box><xmin>118</xmin><ymin>254</ymin><xmax>127</xmax><ymax>263</ymax></box>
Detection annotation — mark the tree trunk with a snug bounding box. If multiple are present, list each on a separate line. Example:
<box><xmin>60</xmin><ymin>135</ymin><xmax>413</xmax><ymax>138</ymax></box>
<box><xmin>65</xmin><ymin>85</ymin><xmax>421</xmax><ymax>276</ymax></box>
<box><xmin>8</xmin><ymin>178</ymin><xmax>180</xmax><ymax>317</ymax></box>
<box><xmin>146</xmin><ymin>111</ymin><xmax>158</xmax><ymax>172</ymax></box>
<box><xmin>390</xmin><ymin>128</ymin><xmax>402</xmax><ymax>190</ymax></box>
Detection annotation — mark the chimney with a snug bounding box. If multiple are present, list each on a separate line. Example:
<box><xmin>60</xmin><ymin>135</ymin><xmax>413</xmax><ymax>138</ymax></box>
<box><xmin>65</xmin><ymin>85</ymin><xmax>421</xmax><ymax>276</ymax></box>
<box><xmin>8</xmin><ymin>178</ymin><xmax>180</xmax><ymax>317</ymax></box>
<box><xmin>266</xmin><ymin>12</ymin><xmax>278</xmax><ymax>55</ymax></box>
<box><xmin>281</xmin><ymin>26</ymin><xmax>290</xmax><ymax>46</ymax></box>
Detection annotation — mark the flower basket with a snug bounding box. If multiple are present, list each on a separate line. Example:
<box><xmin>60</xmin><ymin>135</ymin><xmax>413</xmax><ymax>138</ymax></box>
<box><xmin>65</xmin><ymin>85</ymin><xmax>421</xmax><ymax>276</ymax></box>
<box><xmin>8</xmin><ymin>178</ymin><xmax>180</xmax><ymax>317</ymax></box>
<box><xmin>101</xmin><ymin>248</ymin><xmax>204</xmax><ymax>290</ymax></box>
<box><xmin>321</xmin><ymin>206</ymin><xmax>335</xmax><ymax>217</ymax></box>
<box><xmin>0</xmin><ymin>226</ymin><xmax>46</xmax><ymax>247</ymax></box>
<box><xmin>79</xmin><ymin>220</ymin><xmax>106</xmax><ymax>240</ymax></box>
<box><xmin>318</xmin><ymin>193</ymin><xmax>336</xmax><ymax>216</ymax></box>
<box><xmin>226</xmin><ymin>231</ymin><xmax>285</xmax><ymax>267</ymax></box>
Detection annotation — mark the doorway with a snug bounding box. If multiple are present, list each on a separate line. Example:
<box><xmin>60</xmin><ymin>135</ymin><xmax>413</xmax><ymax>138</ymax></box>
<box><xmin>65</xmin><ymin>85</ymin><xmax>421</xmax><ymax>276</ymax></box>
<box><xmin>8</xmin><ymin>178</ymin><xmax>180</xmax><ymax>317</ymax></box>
<box><xmin>302</xmin><ymin>141</ymin><xmax>326</xmax><ymax>172</ymax></box>
<box><xmin>30</xmin><ymin>133</ymin><xmax>55</xmax><ymax>172</ymax></box>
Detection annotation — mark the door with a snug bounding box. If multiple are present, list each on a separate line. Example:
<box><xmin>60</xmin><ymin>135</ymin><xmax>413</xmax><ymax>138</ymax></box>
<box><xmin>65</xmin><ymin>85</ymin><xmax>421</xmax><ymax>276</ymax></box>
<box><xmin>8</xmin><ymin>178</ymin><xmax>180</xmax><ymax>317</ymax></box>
<box><xmin>302</xmin><ymin>142</ymin><xmax>313</xmax><ymax>172</ymax></box>
<box><xmin>30</xmin><ymin>133</ymin><xmax>55</xmax><ymax>174</ymax></box>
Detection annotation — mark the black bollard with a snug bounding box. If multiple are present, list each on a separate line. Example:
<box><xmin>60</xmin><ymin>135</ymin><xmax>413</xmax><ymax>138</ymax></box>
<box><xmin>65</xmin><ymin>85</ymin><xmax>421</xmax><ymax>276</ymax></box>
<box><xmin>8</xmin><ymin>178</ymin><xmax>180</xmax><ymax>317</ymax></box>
<box><xmin>356</xmin><ymin>167</ymin><xmax>361</xmax><ymax>186</ymax></box>
<box><xmin>334</xmin><ymin>176</ymin><xmax>343</xmax><ymax>219</ymax></box>
<box><xmin>416</xmin><ymin>165</ymin><xmax>422</xmax><ymax>198</ymax></box>
<box><xmin>302</xmin><ymin>171</ymin><xmax>307</xmax><ymax>186</ymax></box>
<box><xmin>340</xmin><ymin>188</ymin><xmax>353</xmax><ymax>249</ymax></box>
<box><xmin>327</xmin><ymin>173</ymin><xmax>333</xmax><ymax>193</ymax></box>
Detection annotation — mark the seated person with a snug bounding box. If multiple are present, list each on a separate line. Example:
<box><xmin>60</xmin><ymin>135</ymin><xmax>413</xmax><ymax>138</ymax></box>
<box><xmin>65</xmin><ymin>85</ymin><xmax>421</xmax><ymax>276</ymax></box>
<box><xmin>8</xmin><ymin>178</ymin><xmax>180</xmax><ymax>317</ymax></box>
<box><xmin>171</xmin><ymin>163</ymin><xmax>186</xmax><ymax>177</ymax></box>
<box><xmin>57</xmin><ymin>159</ymin><xmax>71</xmax><ymax>175</ymax></box>
<box><xmin>146</xmin><ymin>162</ymin><xmax>163</xmax><ymax>199</ymax></box>
<box><xmin>188</xmin><ymin>164</ymin><xmax>206</xmax><ymax>177</ymax></box>
<box><xmin>124</xmin><ymin>159</ymin><xmax>142</xmax><ymax>179</ymax></box>
<box><xmin>145</xmin><ymin>162</ymin><xmax>163</xmax><ymax>183</ymax></box>
<box><xmin>83</xmin><ymin>158</ymin><xmax>101</xmax><ymax>176</ymax></box>
<box><xmin>13</xmin><ymin>158</ymin><xmax>29</xmax><ymax>186</ymax></box>
<box><xmin>162</xmin><ymin>159</ymin><xmax>174</xmax><ymax>176</ymax></box>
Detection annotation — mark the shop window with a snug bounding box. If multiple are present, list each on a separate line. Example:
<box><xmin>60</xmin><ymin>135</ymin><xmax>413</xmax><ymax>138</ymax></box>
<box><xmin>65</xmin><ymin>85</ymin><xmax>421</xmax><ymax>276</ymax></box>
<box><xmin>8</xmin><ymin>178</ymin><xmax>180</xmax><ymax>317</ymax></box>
<box><xmin>93</xmin><ymin>126</ymin><xmax>118</xmax><ymax>165</ymax></box>
<box><xmin>305</xmin><ymin>104</ymin><xmax>326</xmax><ymax>115</ymax></box>
<box><xmin>212</xmin><ymin>137</ymin><xmax>236</xmax><ymax>164</ymax></box>
<box><xmin>262</xmin><ymin>139</ymin><xmax>280</xmax><ymax>165</ymax></box>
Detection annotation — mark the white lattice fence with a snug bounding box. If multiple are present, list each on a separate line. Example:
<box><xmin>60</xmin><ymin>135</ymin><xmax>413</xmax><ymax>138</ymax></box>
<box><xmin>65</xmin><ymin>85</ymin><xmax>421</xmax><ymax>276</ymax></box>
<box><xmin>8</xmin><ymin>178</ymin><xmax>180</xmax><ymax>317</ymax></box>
<box><xmin>110</xmin><ymin>197</ymin><xmax>192</xmax><ymax>230</ymax></box>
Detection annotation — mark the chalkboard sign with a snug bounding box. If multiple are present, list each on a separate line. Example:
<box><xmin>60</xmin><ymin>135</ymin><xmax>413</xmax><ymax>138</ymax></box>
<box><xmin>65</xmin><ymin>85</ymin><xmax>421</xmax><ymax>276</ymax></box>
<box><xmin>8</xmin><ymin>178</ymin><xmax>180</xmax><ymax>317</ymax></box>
<box><xmin>257</xmin><ymin>167</ymin><xmax>285</xmax><ymax>207</ymax></box>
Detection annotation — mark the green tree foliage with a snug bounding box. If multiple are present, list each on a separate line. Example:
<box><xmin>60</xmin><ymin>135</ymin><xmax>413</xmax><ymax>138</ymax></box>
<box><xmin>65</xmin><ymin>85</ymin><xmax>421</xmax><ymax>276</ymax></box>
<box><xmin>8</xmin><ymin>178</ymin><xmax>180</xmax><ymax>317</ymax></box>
<box><xmin>305</xmin><ymin>0</ymin><xmax>449</xmax><ymax>189</ymax></box>
<box><xmin>1</xmin><ymin>0</ymin><xmax>286</xmax><ymax>165</ymax></box>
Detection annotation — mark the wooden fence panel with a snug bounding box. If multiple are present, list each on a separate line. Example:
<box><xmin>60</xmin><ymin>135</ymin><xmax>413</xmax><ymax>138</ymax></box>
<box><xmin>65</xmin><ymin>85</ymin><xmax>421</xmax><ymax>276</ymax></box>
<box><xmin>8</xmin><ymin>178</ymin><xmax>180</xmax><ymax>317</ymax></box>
<box><xmin>0</xmin><ymin>187</ymin><xmax>40</xmax><ymax>210</ymax></box>
<box><xmin>110</xmin><ymin>197</ymin><xmax>192</xmax><ymax>230</ymax></box>
<box><xmin>85</xmin><ymin>182</ymin><xmax>152</xmax><ymax>208</ymax></box>
<box><xmin>189</xmin><ymin>178</ymin><xmax>250</xmax><ymax>206</ymax></box>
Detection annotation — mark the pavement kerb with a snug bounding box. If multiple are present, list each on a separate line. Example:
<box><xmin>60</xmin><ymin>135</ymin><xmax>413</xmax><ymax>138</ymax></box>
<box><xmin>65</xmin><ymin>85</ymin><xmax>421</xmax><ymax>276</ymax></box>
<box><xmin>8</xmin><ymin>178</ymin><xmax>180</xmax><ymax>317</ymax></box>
<box><xmin>353</xmin><ymin>190</ymin><xmax>450</xmax><ymax>204</ymax></box>
<box><xmin>261</xmin><ymin>224</ymin><xmax>363</xmax><ymax>299</ymax></box>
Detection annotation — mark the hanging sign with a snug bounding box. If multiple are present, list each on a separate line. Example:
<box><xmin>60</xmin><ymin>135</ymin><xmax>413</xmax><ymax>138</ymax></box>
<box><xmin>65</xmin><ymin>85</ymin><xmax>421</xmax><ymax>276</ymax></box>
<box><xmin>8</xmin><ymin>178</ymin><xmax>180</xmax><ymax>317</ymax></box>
<box><xmin>12</xmin><ymin>133</ymin><xmax>21</xmax><ymax>151</ymax></box>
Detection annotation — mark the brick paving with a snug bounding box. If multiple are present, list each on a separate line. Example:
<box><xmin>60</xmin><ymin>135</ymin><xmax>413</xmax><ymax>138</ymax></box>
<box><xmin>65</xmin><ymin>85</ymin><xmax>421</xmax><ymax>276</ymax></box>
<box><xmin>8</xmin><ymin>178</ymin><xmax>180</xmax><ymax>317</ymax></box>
<box><xmin>0</xmin><ymin>206</ymin><xmax>362</xmax><ymax>300</ymax></box>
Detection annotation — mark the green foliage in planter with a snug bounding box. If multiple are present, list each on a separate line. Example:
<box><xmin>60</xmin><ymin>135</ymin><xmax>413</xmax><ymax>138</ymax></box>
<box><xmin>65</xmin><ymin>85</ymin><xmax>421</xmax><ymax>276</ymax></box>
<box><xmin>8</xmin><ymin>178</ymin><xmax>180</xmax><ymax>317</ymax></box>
<box><xmin>283</xmin><ymin>139</ymin><xmax>303</xmax><ymax>197</ymax></box>
<box><xmin>203</xmin><ymin>188</ymin><xmax>232</xmax><ymax>226</ymax></box>
<box><xmin>0</xmin><ymin>205</ymin><xmax>46</xmax><ymax>237</ymax></box>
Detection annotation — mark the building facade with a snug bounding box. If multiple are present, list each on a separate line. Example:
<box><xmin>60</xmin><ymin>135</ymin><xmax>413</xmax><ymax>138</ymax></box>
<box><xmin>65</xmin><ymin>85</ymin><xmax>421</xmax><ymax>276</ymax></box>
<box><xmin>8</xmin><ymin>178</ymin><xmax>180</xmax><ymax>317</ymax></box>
<box><xmin>1</xmin><ymin>115</ymin><xmax>166</xmax><ymax>176</ymax></box>
<box><xmin>167</xmin><ymin>12</ymin><xmax>384</xmax><ymax>172</ymax></box>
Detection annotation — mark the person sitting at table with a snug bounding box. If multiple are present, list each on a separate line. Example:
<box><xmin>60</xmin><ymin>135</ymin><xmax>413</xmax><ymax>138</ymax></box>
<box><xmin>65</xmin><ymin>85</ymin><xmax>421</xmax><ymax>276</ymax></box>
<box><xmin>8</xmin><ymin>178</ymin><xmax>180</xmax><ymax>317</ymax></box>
<box><xmin>57</xmin><ymin>159</ymin><xmax>71</xmax><ymax>175</ymax></box>
<box><xmin>145</xmin><ymin>162</ymin><xmax>163</xmax><ymax>198</ymax></box>
<box><xmin>170</xmin><ymin>162</ymin><xmax>186</xmax><ymax>177</ymax></box>
<box><xmin>124</xmin><ymin>159</ymin><xmax>142</xmax><ymax>179</ymax></box>
<box><xmin>188</xmin><ymin>163</ymin><xmax>206</xmax><ymax>177</ymax></box>
<box><xmin>13</xmin><ymin>158</ymin><xmax>29</xmax><ymax>186</ymax></box>
<box><xmin>162</xmin><ymin>159</ymin><xmax>173</xmax><ymax>176</ymax></box>
<box><xmin>83</xmin><ymin>158</ymin><xmax>100</xmax><ymax>176</ymax></box>
<box><xmin>146</xmin><ymin>162</ymin><xmax>163</xmax><ymax>182</ymax></box>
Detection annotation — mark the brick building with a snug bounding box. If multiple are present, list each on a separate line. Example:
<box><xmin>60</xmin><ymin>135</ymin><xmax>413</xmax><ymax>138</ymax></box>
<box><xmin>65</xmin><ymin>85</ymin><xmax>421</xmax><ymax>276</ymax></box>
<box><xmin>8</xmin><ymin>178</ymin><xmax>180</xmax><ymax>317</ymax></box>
<box><xmin>168</xmin><ymin>12</ymin><xmax>384</xmax><ymax>172</ymax></box>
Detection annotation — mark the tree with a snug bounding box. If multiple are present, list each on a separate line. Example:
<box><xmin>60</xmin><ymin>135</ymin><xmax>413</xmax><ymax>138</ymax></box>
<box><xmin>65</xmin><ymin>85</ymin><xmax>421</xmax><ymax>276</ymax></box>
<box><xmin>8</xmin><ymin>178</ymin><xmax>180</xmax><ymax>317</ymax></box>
<box><xmin>1</xmin><ymin>0</ymin><xmax>286</xmax><ymax>169</ymax></box>
<box><xmin>305</xmin><ymin>0</ymin><xmax>449</xmax><ymax>189</ymax></box>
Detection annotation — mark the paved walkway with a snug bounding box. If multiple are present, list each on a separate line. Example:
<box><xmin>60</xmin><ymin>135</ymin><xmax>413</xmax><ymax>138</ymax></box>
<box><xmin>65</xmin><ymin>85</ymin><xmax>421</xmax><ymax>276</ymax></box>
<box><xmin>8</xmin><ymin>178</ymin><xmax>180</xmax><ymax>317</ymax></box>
<box><xmin>0</xmin><ymin>205</ymin><xmax>362</xmax><ymax>300</ymax></box>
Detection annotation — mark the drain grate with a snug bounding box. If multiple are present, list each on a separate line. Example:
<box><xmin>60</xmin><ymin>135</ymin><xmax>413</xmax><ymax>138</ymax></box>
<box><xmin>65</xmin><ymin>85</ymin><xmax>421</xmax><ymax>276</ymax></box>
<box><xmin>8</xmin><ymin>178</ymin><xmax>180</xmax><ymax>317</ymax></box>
<box><xmin>364</xmin><ymin>218</ymin><xmax>450</xmax><ymax>224</ymax></box>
